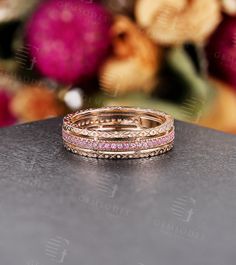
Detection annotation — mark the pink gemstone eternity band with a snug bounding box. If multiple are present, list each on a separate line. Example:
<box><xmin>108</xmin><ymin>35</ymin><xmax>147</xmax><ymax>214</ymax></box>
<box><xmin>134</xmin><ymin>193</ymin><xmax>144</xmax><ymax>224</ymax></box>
<box><xmin>62</xmin><ymin>106</ymin><xmax>175</xmax><ymax>159</ymax></box>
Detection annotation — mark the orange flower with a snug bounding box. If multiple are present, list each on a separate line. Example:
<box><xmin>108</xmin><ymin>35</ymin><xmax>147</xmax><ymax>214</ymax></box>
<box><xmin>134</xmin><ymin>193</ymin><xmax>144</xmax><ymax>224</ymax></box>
<box><xmin>11</xmin><ymin>85</ymin><xmax>66</xmax><ymax>122</ymax></box>
<box><xmin>99</xmin><ymin>15</ymin><xmax>161</xmax><ymax>96</ymax></box>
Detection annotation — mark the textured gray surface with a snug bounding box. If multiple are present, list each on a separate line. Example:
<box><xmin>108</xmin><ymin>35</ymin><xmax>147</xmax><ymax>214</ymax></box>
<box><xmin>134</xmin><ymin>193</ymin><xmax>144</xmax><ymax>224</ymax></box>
<box><xmin>0</xmin><ymin>118</ymin><xmax>236</xmax><ymax>265</ymax></box>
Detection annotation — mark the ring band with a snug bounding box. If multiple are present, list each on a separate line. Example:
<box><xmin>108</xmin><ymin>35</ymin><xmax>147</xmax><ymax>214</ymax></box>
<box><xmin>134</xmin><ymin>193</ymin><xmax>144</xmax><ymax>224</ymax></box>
<box><xmin>62</xmin><ymin>106</ymin><xmax>175</xmax><ymax>159</ymax></box>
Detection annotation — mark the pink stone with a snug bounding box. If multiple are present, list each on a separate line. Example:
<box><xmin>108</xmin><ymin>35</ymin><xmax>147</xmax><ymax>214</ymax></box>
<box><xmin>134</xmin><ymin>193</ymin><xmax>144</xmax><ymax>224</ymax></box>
<box><xmin>82</xmin><ymin>139</ymin><xmax>88</xmax><ymax>147</ymax></box>
<box><xmin>111</xmin><ymin>143</ymin><xmax>117</xmax><ymax>149</ymax></box>
<box><xmin>137</xmin><ymin>142</ymin><xmax>142</xmax><ymax>148</ymax></box>
<box><xmin>152</xmin><ymin>139</ymin><xmax>157</xmax><ymax>146</ymax></box>
<box><xmin>93</xmin><ymin>142</ymin><xmax>98</xmax><ymax>149</ymax></box>
<box><xmin>104</xmin><ymin>143</ymin><xmax>111</xmax><ymax>150</ymax></box>
<box><xmin>117</xmin><ymin>143</ymin><xmax>123</xmax><ymax>149</ymax></box>
<box><xmin>124</xmin><ymin>143</ymin><xmax>130</xmax><ymax>149</ymax></box>
<box><xmin>99</xmin><ymin>143</ymin><xmax>105</xmax><ymax>149</ymax></box>
<box><xmin>142</xmin><ymin>142</ymin><xmax>148</xmax><ymax>148</ymax></box>
<box><xmin>86</xmin><ymin>141</ymin><xmax>93</xmax><ymax>149</ymax></box>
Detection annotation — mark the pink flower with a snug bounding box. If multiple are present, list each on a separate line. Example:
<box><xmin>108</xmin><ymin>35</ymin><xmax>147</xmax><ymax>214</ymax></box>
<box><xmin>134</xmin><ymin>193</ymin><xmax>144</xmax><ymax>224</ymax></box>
<box><xmin>206</xmin><ymin>15</ymin><xmax>236</xmax><ymax>90</ymax></box>
<box><xmin>26</xmin><ymin>0</ymin><xmax>112</xmax><ymax>84</ymax></box>
<box><xmin>0</xmin><ymin>90</ymin><xmax>17</xmax><ymax>127</ymax></box>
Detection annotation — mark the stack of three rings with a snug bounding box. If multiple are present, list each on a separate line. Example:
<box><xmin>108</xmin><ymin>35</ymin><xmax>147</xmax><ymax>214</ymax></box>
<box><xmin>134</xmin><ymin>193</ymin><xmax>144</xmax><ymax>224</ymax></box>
<box><xmin>62</xmin><ymin>106</ymin><xmax>175</xmax><ymax>159</ymax></box>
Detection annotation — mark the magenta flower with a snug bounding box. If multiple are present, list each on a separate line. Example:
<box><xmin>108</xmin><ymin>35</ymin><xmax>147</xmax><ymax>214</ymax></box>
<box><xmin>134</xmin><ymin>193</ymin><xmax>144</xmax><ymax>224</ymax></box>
<box><xmin>26</xmin><ymin>0</ymin><xmax>112</xmax><ymax>84</ymax></box>
<box><xmin>0</xmin><ymin>90</ymin><xmax>17</xmax><ymax>127</ymax></box>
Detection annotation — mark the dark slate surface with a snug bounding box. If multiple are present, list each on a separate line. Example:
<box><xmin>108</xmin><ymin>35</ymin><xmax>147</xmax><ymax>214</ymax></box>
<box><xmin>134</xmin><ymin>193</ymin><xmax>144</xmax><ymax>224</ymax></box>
<box><xmin>0</xmin><ymin>118</ymin><xmax>236</xmax><ymax>265</ymax></box>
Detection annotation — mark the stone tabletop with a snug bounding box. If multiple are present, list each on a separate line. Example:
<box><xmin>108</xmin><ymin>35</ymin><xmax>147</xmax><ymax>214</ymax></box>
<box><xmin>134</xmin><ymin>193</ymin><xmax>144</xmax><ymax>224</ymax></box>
<box><xmin>0</xmin><ymin>118</ymin><xmax>236</xmax><ymax>265</ymax></box>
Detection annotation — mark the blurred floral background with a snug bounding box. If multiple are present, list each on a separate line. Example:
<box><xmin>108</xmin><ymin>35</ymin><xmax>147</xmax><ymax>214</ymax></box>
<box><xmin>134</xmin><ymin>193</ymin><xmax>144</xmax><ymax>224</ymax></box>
<box><xmin>1</xmin><ymin>0</ymin><xmax>236</xmax><ymax>133</ymax></box>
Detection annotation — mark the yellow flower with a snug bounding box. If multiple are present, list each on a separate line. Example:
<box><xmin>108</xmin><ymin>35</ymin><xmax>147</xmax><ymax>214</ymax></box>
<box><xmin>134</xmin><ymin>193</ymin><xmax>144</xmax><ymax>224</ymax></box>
<box><xmin>222</xmin><ymin>0</ymin><xmax>236</xmax><ymax>15</ymax></box>
<box><xmin>199</xmin><ymin>78</ymin><xmax>236</xmax><ymax>133</ymax></box>
<box><xmin>135</xmin><ymin>0</ymin><xmax>221</xmax><ymax>45</ymax></box>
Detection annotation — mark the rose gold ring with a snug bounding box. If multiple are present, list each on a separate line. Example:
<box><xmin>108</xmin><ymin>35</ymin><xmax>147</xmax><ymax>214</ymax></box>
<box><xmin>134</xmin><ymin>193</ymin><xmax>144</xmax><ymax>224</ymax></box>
<box><xmin>62</xmin><ymin>106</ymin><xmax>175</xmax><ymax>159</ymax></box>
